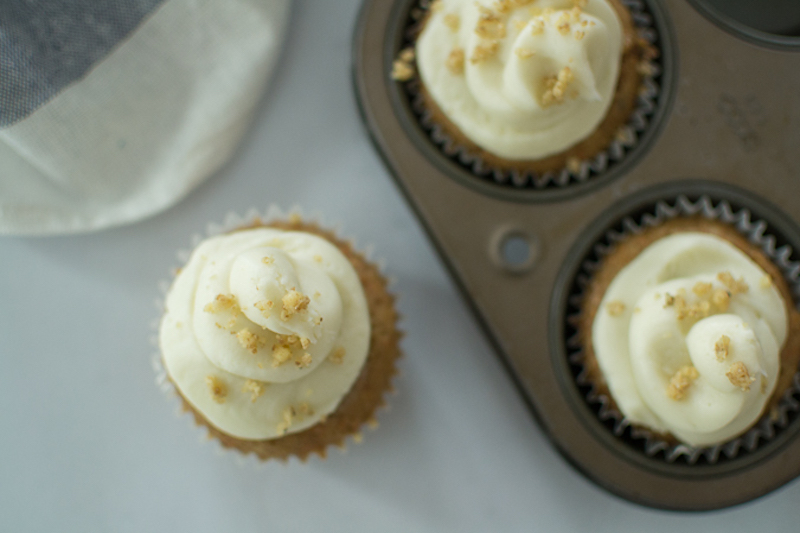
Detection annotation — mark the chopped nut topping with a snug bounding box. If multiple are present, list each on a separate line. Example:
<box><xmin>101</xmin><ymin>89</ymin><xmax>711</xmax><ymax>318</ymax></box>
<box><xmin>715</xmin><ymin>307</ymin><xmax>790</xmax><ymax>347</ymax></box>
<box><xmin>717</xmin><ymin>271</ymin><xmax>749</xmax><ymax>294</ymax></box>
<box><xmin>574</xmin><ymin>30</ymin><xmax>585</xmax><ymax>40</ymax></box>
<box><xmin>446</xmin><ymin>48</ymin><xmax>465</xmax><ymax>74</ymax></box>
<box><xmin>236</xmin><ymin>328</ymin><xmax>265</xmax><ymax>354</ymax></box>
<box><xmin>281</xmin><ymin>289</ymin><xmax>311</xmax><ymax>321</ymax></box>
<box><xmin>330</xmin><ymin>347</ymin><xmax>346</xmax><ymax>365</ymax></box>
<box><xmin>513</xmin><ymin>19</ymin><xmax>528</xmax><ymax>31</ymax></box>
<box><xmin>692</xmin><ymin>282</ymin><xmax>713</xmax><ymax>297</ymax></box>
<box><xmin>399</xmin><ymin>47</ymin><xmax>415</xmax><ymax>63</ymax></box>
<box><xmin>254</xmin><ymin>299</ymin><xmax>273</xmax><ymax>319</ymax></box>
<box><xmin>242</xmin><ymin>379</ymin><xmax>266</xmax><ymax>402</ymax></box>
<box><xmin>530</xmin><ymin>18</ymin><xmax>545</xmax><ymax>35</ymax></box>
<box><xmin>206</xmin><ymin>376</ymin><xmax>227</xmax><ymax>404</ymax></box>
<box><xmin>262</xmin><ymin>256</ymin><xmax>274</xmax><ymax>265</ymax></box>
<box><xmin>391</xmin><ymin>59</ymin><xmax>414</xmax><ymax>81</ymax></box>
<box><xmin>204</xmin><ymin>294</ymin><xmax>239</xmax><ymax>314</ymax></box>
<box><xmin>295</xmin><ymin>353</ymin><xmax>313</xmax><ymax>369</ymax></box>
<box><xmin>443</xmin><ymin>13</ymin><xmax>460</xmax><ymax>31</ymax></box>
<box><xmin>663</xmin><ymin>293</ymin><xmax>675</xmax><ymax>307</ymax></box>
<box><xmin>712</xmin><ymin>289</ymin><xmax>731</xmax><ymax>311</ymax></box>
<box><xmin>515</xmin><ymin>47</ymin><xmax>535</xmax><ymax>59</ymax></box>
<box><xmin>667</xmin><ymin>366</ymin><xmax>699</xmax><ymax>400</ymax></box>
<box><xmin>606</xmin><ymin>300</ymin><xmax>626</xmax><ymax>317</ymax></box>
<box><xmin>276</xmin><ymin>406</ymin><xmax>294</xmax><ymax>435</ymax></box>
<box><xmin>714</xmin><ymin>335</ymin><xmax>730</xmax><ymax>361</ymax></box>
<box><xmin>759</xmin><ymin>275</ymin><xmax>773</xmax><ymax>289</ymax></box>
<box><xmin>556</xmin><ymin>13</ymin><xmax>571</xmax><ymax>35</ymax></box>
<box><xmin>271</xmin><ymin>344</ymin><xmax>293</xmax><ymax>367</ymax></box>
<box><xmin>541</xmin><ymin>66</ymin><xmax>574</xmax><ymax>107</ymax></box>
<box><xmin>475</xmin><ymin>6</ymin><xmax>506</xmax><ymax>40</ymax></box>
<box><xmin>297</xmin><ymin>402</ymin><xmax>314</xmax><ymax>416</ymax></box>
<box><xmin>471</xmin><ymin>41</ymin><xmax>500</xmax><ymax>64</ymax></box>
<box><xmin>726</xmin><ymin>362</ymin><xmax>755</xmax><ymax>391</ymax></box>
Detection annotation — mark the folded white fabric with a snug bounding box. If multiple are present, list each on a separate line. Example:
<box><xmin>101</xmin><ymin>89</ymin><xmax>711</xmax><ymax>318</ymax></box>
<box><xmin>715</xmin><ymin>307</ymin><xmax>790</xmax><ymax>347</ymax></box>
<box><xmin>0</xmin><ymin>0</ymin><xmax>290</xmax><ymax>235</ymax></box>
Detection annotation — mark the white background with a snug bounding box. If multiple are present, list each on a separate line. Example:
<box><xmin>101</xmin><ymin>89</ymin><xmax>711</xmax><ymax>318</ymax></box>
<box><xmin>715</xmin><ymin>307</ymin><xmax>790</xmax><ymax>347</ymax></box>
<box><xmin>2</xmin><ymin>1</ymin><xmax>800</xmax><ymax>531</ymax></box>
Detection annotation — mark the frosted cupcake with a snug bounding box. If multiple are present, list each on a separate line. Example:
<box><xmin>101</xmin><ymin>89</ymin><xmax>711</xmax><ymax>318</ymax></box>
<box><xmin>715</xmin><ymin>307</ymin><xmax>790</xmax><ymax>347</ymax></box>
<box><xmin>580</xmin><ymin>218</ymin><xmax>800</xmax><ymax>448</ymax></box>
<box><xmin>158</xmin><ymin>216</ymin><xmax>401</xmax><ymax>460</ymax></box>
<box><xmin>395</xmin><ymin>0</ymin><xmax>649</xmax><ymax>177</ymax></box>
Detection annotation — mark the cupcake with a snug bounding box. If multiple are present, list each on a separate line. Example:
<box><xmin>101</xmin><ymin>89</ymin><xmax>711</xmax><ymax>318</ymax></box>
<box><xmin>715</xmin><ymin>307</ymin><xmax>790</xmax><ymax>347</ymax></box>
<box><xmin>158</xmin><ymin>215</ymin><xmax>401</xmax><ymax>461</ymax></box>
<box><xmin>579</xmin><ymin>217</ymin><xmax>800</xmax><ymax>448</ymax></box>
<box><xmin>394</xmin><ymin>0</ymin><xmax>651</xmax><ymax>177</ymax></box>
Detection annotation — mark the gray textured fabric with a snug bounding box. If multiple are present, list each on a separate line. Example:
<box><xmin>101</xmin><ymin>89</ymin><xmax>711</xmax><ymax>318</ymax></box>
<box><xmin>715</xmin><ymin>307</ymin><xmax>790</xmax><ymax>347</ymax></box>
<box><xmin>0</xmin><ymin>0</ymin><xmax>166</xmax><ymax>127</ymax></box>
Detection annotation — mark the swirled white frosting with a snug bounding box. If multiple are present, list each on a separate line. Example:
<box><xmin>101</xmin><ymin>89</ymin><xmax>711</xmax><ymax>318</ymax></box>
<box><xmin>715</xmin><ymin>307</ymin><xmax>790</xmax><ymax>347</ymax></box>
<box><xmin>592</xmin><ymin>233</ymin><xmax>788</xmax><ymax>446</ymax></box>
<box><xmin>159</xmin><ymin>228</ymin><xmax>370</xmax><ymax>440</ymax></box>
<box><xmin>416</xmin><ymin>0</ymin><xmax>624</xmax><ymax>160</ymax></box>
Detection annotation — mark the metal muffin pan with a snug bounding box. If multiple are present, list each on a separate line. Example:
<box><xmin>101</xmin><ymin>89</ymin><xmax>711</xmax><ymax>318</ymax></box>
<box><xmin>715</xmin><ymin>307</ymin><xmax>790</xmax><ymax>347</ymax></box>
<box><xmin>352</xmin><ymin>0</ymin><xmax>800</xmax><ymax>510</ymax></box>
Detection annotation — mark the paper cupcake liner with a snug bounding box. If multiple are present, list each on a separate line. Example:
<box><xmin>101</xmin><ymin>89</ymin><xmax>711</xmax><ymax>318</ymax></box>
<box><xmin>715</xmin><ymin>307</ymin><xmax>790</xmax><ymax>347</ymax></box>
<box><xmin>564</xmin><ymin>195</ymin><xmax>800</xmax><ymax>464</ymax></box>
<box><xmin>152</xmin><ymin>206</ymin><xmax>402</xmax><ymax>464</ymax></box>
<box><xmin>398</xmin><ymin>0</ymin><xmax>666</xmax><ymax>190</ymax></box>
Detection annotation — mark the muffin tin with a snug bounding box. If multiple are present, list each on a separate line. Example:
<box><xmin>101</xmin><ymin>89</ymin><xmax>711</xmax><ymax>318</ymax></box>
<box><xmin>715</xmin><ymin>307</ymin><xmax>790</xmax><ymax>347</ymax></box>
<box><xmin>352</xmin><ymin>0</ymin><xmax>800</xmax><ymax>510</ymax></box>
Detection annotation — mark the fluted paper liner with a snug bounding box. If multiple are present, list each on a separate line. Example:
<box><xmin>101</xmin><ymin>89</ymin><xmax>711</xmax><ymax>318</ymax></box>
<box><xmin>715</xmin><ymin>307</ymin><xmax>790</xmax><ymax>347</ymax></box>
<box><xmin>153</xmin><ymin>207</ymin><xmax>402</xmax><ymax>463</ymax></box>
<box><xmin>565</xmin><ymin>195</ymin><xmax>800</xmax><ymax>464</ymax></box>
<box><xmin>397</xmin><ymin>0</ymin><xmax>665</xmax><ymax>190</ymax></box>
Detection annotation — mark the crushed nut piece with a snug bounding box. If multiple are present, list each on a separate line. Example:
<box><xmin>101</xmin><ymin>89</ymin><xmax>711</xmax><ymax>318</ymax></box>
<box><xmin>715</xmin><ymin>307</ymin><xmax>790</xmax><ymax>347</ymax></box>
<box><xmin>206</xmin><ymin>376</ymin><xmax>227</xmax><ymax>404</ymax></box>
<box><xmin>471</xmin><ymin>41</ymin><xmax>500</xmax><ymax>64</ymax></box>
<box><xmin>714</xmin><ymin>335</ymin><xmax>730</xmax><ymax>361</ymax></box>
<box><xmin>271</xmin><ymin>344</ymin><xmax>293</xmax><ymax>367</ymax></box>
<box><xmin>712</xmin><ymin>289</ymin><xmax>731</xmax><ymax>311</ymax></box>
<box><xmin>297</xmin><ymin>402</ymin><xmax>314</xmax><ymax>416</ymax></box>
<box><xmin>391</xmin><ymin>59</ymin><xmax>414</xmax><ymax>81</ymax></box>
<box><xmin>475</xmin><ymin>6</ymin><xmax>506</xmax><ymax>40</ymax></box>
<box><xmin>281</xmin><ymin>289</ymin><xmax>311</xmax><ymax>320</ymax></box>
<box><xmin>606</xmin><ymin>300</ymin><xmax>626</xmax><ymax>317</ymax></box>
<box><xmin>446</xmin><ymin>48</ymin><xmax>465</xmax><ymax>74</ymax></box>
<box><xmin>556</xmin><ymin>12</ymin><xmax>571</xmax><ymax>35</ymax></box>
<box><xmin>530</xmin><ymin>18</ymin><xmax>545</xmax><ymax>35</ymax></box>
<box><xmin>692</xmin><ymin>282</ymin><xmax>713</xmax><ymax>297</ymax></box>
<box><xmin>204</xmin><ymin>294</ymin><xmax>239</xmax><ymax>314</ymax></box>
<box><xmin>254</xmin><ymin>299</ymin><xmax>274</xmax><ymax>319</ymax></box>
<box><xmin>236</xmin><ymin>328</ymin><xmax>264</xmax><ymax>354</ymax></box>
<box><xmin>664</xmin><ymin>293</ymin><xmax>675</xmax><ymax>307</ymax></box>
<box><xmin>726</xmin><ymin>361</ymin><xmax>755</xmax><ymax>391</ymax></box>
<box><xmin>541</xmin><ymin>66</ymin><xmax>574</xmax><ymax>107</ymax></box>
<box><xmin>574</xmin><ymin>30</ymin><xmax>585</xmax><ymax>40</ymax></box>
<box><xmin>717</xmin><ymin>271</ymin><xmax>749</xmax><ymax>294</ymax></box>
<box><xmin>295</xmin><ymin>353</ymin><xmax>313</xmax><ymax>369</ymax></box>
<box><xmin>276</xmin><ymin>406</ymin><xmax>295</xmax><ymax>435</ymax></box>
<box><xmin>513</xmin><ymin>19</ymin><xmax>528</xmax><ymax>31</ymax></box>
<box><xmin>667</xmin><ymin>366</ymin><xmax>699</xmax><ymax>400</ymax></box>
<box><xmin>330</xmin><ymin>347</ymin><xmax>346</xmax><ymax>365</ymax></box>
<box><xmin>515</xmin><ymin>48</ymin><xmax>535</xmax><ymax>59</ymax></box>
<box><xmin>443</xmin><ymin>12</ymin><xmax>460</xmax><ymax>31</ymax></box>
<box><xmin>399</xmin><ymin>48</ymin><xmax>415</xmax><ymax>63</ymax></box>
<box><xmin>242</xmin><ymin>379</ymin><xmax>266</xmax><ymax>403</ymax></box>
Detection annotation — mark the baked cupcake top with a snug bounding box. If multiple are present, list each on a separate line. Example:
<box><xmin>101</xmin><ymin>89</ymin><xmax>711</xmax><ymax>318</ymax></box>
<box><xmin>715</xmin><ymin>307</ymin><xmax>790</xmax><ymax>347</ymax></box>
<box><xmin>415</xmin><ymin>0</ymin><xmax>624</xmax><ymax>160</ymax></box>
<box><xmin>592</xmin><ymin>232</ymin><xmax>787</xmax><ymax>447</ymax></box>
<box><xmin>160</xmin><ymin>227</ymin><xmax>370</xmax><ymax>440</ymax></box>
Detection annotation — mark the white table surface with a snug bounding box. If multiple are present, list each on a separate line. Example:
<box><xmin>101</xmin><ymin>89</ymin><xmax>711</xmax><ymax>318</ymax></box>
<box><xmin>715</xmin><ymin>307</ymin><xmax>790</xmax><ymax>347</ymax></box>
<box><xmin>2</xmin><ymin>1</ymin><xmax>800</xmax><ymax>531</ymax></box>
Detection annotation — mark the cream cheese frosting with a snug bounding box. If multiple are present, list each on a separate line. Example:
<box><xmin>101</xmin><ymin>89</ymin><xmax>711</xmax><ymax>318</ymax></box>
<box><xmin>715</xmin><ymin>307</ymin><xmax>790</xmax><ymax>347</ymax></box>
<box><xmin>592</xmin><ymin>233</ymin><xmax>788</xmax><ymax>446</ymax></box>
<box><xmin>160</xmin><ymin>227</ymin><xmax>370</xmax><ymax>440</ymax></box>
<box><xmin>415</xmin><ymin>0</ymin><xmax>624</xmax><ymax>160</ymax></box>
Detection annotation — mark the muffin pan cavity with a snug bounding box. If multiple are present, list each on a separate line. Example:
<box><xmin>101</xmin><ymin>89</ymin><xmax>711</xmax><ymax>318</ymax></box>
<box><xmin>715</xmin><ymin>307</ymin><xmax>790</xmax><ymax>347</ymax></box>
<box><xmin>354</xmin><ymin>0</ymin><xmax>800</xmax><ymax>509</ymax></box>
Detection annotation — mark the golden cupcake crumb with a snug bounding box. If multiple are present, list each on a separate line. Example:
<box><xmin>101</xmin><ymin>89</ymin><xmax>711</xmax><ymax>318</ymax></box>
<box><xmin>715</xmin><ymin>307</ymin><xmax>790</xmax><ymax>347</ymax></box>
<box><xmin>295</xmin><ymin>353</ymin><xmax>313</xmax><ymax>369</ymax></box>
<box><xmin>276</xmin><ymin>406</ymin><xmax>294</xmax><ymax>435</ymax></box>
<box><xmin>281</xmin><ymin>289</ymin><xmax>310</xmax><ymax>321</ymax></box>
<box><xmin>443</xmin><ymin>13</ymin><xmax>460</xmax><ymax>31</ymax></box>
<box><xmin>541</xmin><ymin>66</ymin><xmax>574</xmax><ymax>107</ymax></box>
<box><xmin>717</xmin><ymin>271</ymin><xmax>749</xmax><ymax>294</ymax></box>
<box><xmin>297</xmin><ymin>402</ymin><xmax>314</xmax><ymax>416</ymax></box>
<box><xmin>242</xmin><ymin>379</ymin><xmax>266</xmax><ymax>403</ymax></box>
<box><xmin>399</xmin><ymin>47</ymin><xmax>415</xmax><ymax>63</ymax></box>
<box><xmin>663</xmin><ymin>293</ymin><xmax>675</xmax><ymax>307</ymax></box>
<box><xmin>556</xmin><ymin>12</ymin><xmax>571</xmax><ymax>35</ymax></box>
<box><xmin>471</xmin><ymin>41</ymin><xmax>500</xmax><ymax>64</ymax></box>
<box><xmin>206</xmin><ymin>376</ymin><xmax>228</xmax><ymax>404</ymax></box>
<box><xmin>759</xmin><ymin>275</ymin><xmax>773</xmax><ymax>289</ymax></box>
<box><xmin>530</xmin><ymin>18</ymin><xmax>545</xmax><ymax>35</ymax></box>
<box><xmin>513</xmin><ymin>19</ymin><xmax>528</xmax><ymax>31</ymax></box>
<box><xmin>515</xmin><ymin>47</ymin><xmax>535</xmax><ymax>59</ymax></box>
<box><xmin>391</xmin><ymin>59</ymin><xmax>415</xmax><ymax>81</ymax></box>
<box><xmin>574</xmin><ymin>30</ymin><xmax>585</xmax><ymax>40</ymax></box>
<box><xmin>447</xmin><ymin>48</ymin><xmax>465</xmax><ymax>74</ymax></box>
<box><xmin>330</xmin><ymin>347</ymin><xmax>346</xmax><ymax>365</ymax></box>
<box><xmin>262</xmin><ymin>256</ymin><xmax>274</xmax><ymax>265</ymax></box>
<box><xmin>667</xmin><ymin>366</ymin><xmax>699</xmax><ymax>400</ymax></box>
<box><xmin>606</xmin><ymin>300</ymin><xmax>626</xmax><ymax>317</ymax></box>
<box><xmin>726</xmin><ymin>362</ymin><xmax>755</xmax><ymax>391</ymax></box>
<box><xmin>204</xmin><ymin>293</ymin><xmax>239</xmax><ymax>314</ymax></box>
<box><xmin>714</xmin><ymin>335</ymin><xmax>730</xmax><ymax>361</ymax></box>
<box><xmin>236</xmin><ymin>328</ymin><xmax>264</xmax><ymax>354</ymax></box>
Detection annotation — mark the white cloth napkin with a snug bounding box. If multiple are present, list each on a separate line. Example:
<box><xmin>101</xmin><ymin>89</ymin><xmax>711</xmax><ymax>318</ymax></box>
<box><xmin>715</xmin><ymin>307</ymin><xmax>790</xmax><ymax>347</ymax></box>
<box><xmin>0</xmin><ymin>0</ymin><xmax>290</xmax><ymax>235</ymax></box>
